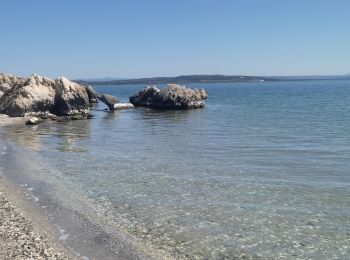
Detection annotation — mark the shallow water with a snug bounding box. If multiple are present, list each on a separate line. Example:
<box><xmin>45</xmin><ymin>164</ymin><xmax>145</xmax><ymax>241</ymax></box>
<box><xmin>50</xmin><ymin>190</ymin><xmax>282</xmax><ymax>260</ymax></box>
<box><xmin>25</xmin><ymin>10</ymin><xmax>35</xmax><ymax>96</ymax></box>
<box><xmin>2</xmin><ymin>80</ymin><xmax>350</xmax><ymax>259</ymax></box>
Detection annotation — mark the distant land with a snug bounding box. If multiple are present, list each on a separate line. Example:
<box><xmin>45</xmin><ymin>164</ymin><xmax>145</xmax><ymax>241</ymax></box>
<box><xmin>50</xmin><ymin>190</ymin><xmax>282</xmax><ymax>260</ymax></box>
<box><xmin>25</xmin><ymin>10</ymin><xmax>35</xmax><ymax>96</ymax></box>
<box><xmin>75</xmin><ymin>75</ymin><xmax>274</xmax><ymax>85</ymax></box>
<box><xmin>75</xmin><ymin>74</ymin><xmax>350</xmax><ymax>86</ymax></box>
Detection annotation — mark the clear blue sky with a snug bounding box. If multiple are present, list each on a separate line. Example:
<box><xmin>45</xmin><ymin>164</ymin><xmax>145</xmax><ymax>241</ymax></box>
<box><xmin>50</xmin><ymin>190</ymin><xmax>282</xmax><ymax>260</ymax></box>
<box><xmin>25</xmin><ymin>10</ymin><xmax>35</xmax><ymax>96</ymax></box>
<box><xmin>0</xmin><ymin>0</ymin><xmax>349</xmax><ymax>79</ymax></box>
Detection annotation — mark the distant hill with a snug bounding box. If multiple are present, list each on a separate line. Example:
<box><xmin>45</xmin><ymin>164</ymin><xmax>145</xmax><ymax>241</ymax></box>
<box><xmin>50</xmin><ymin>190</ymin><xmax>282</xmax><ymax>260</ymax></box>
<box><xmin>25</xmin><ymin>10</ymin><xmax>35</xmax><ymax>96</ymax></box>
<box><xmin>75</xmin><ymin>75</ymin><xmax>274</xmax><ymax>86</ymax></box>
<box><xmin>75</xmin><ymin>74</ymin><xmax>350</xmax><ymax>86</ymax></box>
<box><xmin>79</xmin><ymin>77</ymin><xmax>128</xmax><ymax>82</ymax></box>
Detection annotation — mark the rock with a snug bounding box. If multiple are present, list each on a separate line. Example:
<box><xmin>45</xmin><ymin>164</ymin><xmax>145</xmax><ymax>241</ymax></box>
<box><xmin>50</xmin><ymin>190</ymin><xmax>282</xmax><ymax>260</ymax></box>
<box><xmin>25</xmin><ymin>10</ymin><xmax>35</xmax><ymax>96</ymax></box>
<box><xmin>70</xmin><ymin>114</ymin><xmax>85</xmax><ymax>120</ymax></box>
<box><xmin>0</xmin><ymin>74</ymin><xmax>91</xmax><ymax>117</ymax></box>
<box><xmin>129</xmin><ymin>84</ymin><xmax>207</xmax><ymax>109</ymax></box>
<box><xmin>99</xmin><ymin>94</ymin><xmax>119</xmax><ymax>111</ymax></box>
<box><xmin>85</xmin><ymin>85</ymin><xmax>99</xmax><ymax>104</ymax></box>
<box><xmin>129</xmin><ymin>86</ymin><xmax>160</xmax><ymax>107</ymax></box>
<box><xmin>0</xmin><ymin>114</ymin><xmax>9</xmax><ymax>118</ymax></box>
<box><xmin>153</xmin><ymin>84</ymin><xmax>207</xmax><ymax>108</ymax></box>
<box><xmin>39</xmin><ymin>113</ymin><xmax>59</xmax><ymax>121</ymax></box>
<box><xmin>53</xmin><ymin>77</ymin><xmax>90</xmax><ymax>116</ymax></box>
<box><xmin>0</xmin><ymin>75</ymin><xmax>56</xmax><ymax>117</ymax></box>
<box><xmin>25</xmin><ymin>117</ymin><xmax>43</xmax><ymax>125</ymax></box>
<box><xmin>113</xmin><ymin>103</ymin><xmax>134</xmax><ymax>110</ymax></box>
<box><xmin>0</xmin><ymin>73</ymin><xmax>24</xmax><ymax>99</ymax></box>
<box><xmin>24</xmin><ymin>112</ymin><xmax>58</xmax><ymax>120</ymax></box>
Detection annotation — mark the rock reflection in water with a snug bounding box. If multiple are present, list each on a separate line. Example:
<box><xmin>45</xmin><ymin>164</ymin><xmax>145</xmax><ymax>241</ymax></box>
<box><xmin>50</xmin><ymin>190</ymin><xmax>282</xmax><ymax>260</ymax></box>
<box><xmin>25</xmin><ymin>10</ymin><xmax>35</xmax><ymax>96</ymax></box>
<box><xmin>137</xmin><ymin>107</ymin><xmax>203</xmax><ymax>122</ymax></box>
<box><xmin>3</xmin><ymin>119</ymin><xmax>91</xmax><ymax>152</ymax></box>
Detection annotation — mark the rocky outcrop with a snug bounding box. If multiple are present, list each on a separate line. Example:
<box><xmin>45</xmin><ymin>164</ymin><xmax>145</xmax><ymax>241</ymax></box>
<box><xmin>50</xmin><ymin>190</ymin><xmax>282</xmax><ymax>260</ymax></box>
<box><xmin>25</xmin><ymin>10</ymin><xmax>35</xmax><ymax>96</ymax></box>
<box><xmin>53</xmin><ymin>77</ymin><xmax>90</xmax><ymax>116</ymax></box>
<box><xmin>0</xmin><ymin>75</ymin><xmax>56</xmax><ymax>117</ymax></box>
<box><xmin>0</xmin><ymin>73</ymin><xmax>25</xmax><ymax>98</ymax></box>
<box><xmin>99</xmin><ymin>94</ymin><xmax>119</xmax><ymax>111</ymax></box>
<box><xmin>129</xmin><ymin>84</ymin><xmax>207</xmax><ymax>109</ymax></box>
<box><xmin>0</xmin><ymin>74</ymin><xmax>91</xmax><ymax>117</ymax></box>
<box><xmin>129</xmin><ymin>86</ymin><xmax>160</xmax><ymax>107</ymax></box>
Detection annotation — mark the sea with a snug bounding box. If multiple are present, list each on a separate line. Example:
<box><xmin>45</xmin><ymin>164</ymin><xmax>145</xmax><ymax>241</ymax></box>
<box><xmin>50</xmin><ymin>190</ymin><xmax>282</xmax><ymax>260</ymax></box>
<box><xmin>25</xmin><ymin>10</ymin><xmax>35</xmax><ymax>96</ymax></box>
<box><xmin>1</xmin><ymin>79</ymin><xmax>350</xmax><ymax>259</ymax></box>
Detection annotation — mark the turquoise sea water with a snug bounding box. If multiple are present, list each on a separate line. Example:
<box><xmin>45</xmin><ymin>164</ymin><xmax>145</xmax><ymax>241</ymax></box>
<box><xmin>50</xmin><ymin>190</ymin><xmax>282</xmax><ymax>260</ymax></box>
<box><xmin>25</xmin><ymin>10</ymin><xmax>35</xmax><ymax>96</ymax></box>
<box><xmin>2</xmin><ymin>79</ymin><xmax>350</xmax><ymax>259</ymax></box>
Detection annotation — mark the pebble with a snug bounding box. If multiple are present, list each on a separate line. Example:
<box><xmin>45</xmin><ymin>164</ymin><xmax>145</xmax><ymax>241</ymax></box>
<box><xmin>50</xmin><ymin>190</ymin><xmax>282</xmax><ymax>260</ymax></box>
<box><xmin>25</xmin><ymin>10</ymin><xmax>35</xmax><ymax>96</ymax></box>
<box><xmin>0</xmin><ymin>189</ymin><xmax>70</xmax><ymax>259</ymax></box>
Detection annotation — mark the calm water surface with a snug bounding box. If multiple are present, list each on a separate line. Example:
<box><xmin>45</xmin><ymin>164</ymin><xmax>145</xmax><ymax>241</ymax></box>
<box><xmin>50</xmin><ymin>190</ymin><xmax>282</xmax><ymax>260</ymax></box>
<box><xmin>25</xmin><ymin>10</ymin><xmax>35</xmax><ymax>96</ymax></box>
<box><xmin>3</xmin><ymin>80</ymin><xmax>350</xmax><ymax>259</ymax></box>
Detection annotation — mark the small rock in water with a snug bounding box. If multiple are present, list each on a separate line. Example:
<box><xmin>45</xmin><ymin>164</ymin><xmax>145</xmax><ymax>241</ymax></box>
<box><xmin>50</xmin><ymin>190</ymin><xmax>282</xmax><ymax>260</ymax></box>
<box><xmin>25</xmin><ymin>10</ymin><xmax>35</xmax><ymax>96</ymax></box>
<box><xmin>99</xmin><ymin>94</ymin><xmax>119</xmax><ymax>111</ymax></box>
<box><xmin>70</xmin><ymin>114</ymin><xmax>85</xmax><ymax>120</ymax></box>
<box><xmin>113</xmin><ymin>103</ymin><xmax>134</xmax><ymax>110</ymax></box>
<box><xmin>39</xmin><ymin>113</ymin><xmax>58</xmax><ymax>121</ymax></box>
<box><xmin>25</xmin><ymin>117</ymin><xmax>43</xmax><ymax>125</ymax></box>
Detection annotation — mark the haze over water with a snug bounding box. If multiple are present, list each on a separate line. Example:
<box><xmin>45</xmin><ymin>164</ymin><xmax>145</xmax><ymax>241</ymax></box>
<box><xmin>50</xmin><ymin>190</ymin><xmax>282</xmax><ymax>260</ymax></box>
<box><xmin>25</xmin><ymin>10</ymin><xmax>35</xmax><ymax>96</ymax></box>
<box><xmin>3</xmin><ymin>79</ymin><xmax>350</xmax><ymax>258</ymax></box>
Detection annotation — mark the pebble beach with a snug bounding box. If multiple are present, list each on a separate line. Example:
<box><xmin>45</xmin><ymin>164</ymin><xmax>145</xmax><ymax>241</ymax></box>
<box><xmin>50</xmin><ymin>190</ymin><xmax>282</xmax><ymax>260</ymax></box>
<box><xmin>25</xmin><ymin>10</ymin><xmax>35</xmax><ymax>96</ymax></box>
<box><xmin>0</xmin><ymin>178</ymin><xmax>71</xmax><ymax>260</ymax></box>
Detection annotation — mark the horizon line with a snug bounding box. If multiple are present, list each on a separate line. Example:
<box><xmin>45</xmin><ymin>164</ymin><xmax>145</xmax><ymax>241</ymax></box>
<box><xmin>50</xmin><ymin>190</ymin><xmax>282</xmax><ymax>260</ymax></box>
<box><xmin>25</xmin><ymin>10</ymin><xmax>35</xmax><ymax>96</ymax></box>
<box><xmin>75</xmin><ymin>73</ymin><xmax>350</xmax><ymax>81</ymax></box>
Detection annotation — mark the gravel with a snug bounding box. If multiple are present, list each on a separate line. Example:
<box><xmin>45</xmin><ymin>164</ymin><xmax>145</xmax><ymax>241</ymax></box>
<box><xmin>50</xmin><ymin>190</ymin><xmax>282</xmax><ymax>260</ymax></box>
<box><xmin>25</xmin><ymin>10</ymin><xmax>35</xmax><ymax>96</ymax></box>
<box><xmin>0</xmin><ymin>188</ymin><xmax>71</xmax><ymax>259</ymax></box>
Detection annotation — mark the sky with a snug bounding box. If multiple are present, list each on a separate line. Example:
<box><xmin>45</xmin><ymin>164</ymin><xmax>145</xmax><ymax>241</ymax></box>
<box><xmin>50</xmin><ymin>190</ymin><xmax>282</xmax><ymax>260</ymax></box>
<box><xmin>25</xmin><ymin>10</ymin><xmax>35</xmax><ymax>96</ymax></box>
<box><xmin>0</xmin><ymin>0</ymin><xmax>349</xmax><ymax>79</ymax></box>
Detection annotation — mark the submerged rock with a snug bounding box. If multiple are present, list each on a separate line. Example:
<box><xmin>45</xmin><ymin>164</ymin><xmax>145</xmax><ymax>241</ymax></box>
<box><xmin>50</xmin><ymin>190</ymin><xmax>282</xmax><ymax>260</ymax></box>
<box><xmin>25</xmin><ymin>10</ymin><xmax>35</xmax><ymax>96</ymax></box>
<box><xmin>25</xmin><ymin>117</ymin><xmax>43</xmax><ymax>125</ymax></box>
<box><xmin>70</xmin><ymin>114</ymin><xmax>85</xmax><ymax>120</ymax></box>
<box><xmin>38</xmin><ymin>113</ymin><xmax>59</xmax><ymax>121</ymax></box>
<box><xmin>99</xmin><ymin>94</ymin><xmax>119</xmax><ymax>111</ymax></box>
<box><xmin>0</xmin><ymin>74</ymin><xmax>91</xmax><ymax>117</ymax></box>
<box><xmin>129</xmin><ymin>84</ymin><xmax>207</xmax><ymax>109</ymax></box>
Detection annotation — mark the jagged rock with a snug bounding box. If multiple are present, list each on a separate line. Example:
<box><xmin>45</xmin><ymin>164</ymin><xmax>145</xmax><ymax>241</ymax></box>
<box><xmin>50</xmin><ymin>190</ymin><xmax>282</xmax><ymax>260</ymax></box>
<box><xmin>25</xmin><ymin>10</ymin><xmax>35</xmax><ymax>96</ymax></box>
<box><xmin>113</xmin><ymin>103</ymin><xmax>134</xmax><ymax>110</ymax></box>
<box><xmin>129</xmin><ymin>84</ymin><xmax>207</xmax><ymax>109</ymax></box>
<box><xmin>0</xmin><ymin>73</ymin><xmax>24</xmax><ymax>98</ymax></box>
<box><xmin>0</xmin><ymin>74</ymin><xmax>91</xmax><ymax>117</ymax></box>
<box><xmin>85</xmin><ymin>85</ymin><xmax>99</xmax><ymax>104</ymax></box>
<box><xmin>99</xmin><ymin>94</ymin><xmax>119</xmax><ymax>111</ymax></box>
<box><xmin>129</xmin><ymin>86</ymin><xmax>160</xmax><ymax>107</ymax></box>
<box><xmin>54</xmin><ymin>77</ymin><xmax>90</xmax><ymax>116</ymax></box>
<box><xmin>25</xmin><ymin>117</ymin><xmax>43</xmax><ymax>125</ymax></box>
<box><xmin>0</xmin><ymin>75</ymin><xmax>56</xmax><ymax>117</ymax></box>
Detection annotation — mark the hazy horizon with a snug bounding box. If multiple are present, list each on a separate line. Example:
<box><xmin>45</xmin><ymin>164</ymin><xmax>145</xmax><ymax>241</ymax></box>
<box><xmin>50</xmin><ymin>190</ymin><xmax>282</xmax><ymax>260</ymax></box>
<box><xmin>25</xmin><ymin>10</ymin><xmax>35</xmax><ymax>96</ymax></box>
<box><xmin>2</xmin><ymin>72</ymin><xmax>349</xmax><ymax>81</ymax></box>
<box><xmin>1</xmin><ymin>0</ymin><xmax>349</xmax><ymax>78</ymax></box>
<box><xmin>76</xmin><ymin>73</ymin><xmax>350</xmax><ymax>81</ymax></box>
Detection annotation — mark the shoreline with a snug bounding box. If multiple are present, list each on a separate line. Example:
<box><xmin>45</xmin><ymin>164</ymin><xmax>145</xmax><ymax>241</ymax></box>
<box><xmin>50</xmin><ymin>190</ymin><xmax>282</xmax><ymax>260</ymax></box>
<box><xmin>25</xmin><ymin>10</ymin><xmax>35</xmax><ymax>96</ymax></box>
<box><xmin>0</xmin><ymin>176</ymin><xmax>73</xmax><ymax>259</ymax></box>
<box><xmin>0</xmin><ymin>119</ymin><xmax>172</xmax><ymax>260</ymax></box>
<box><xmin>0</xmin><ymin>117</ymin><xmax>71</xmax><ymax>258</ymax></box>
